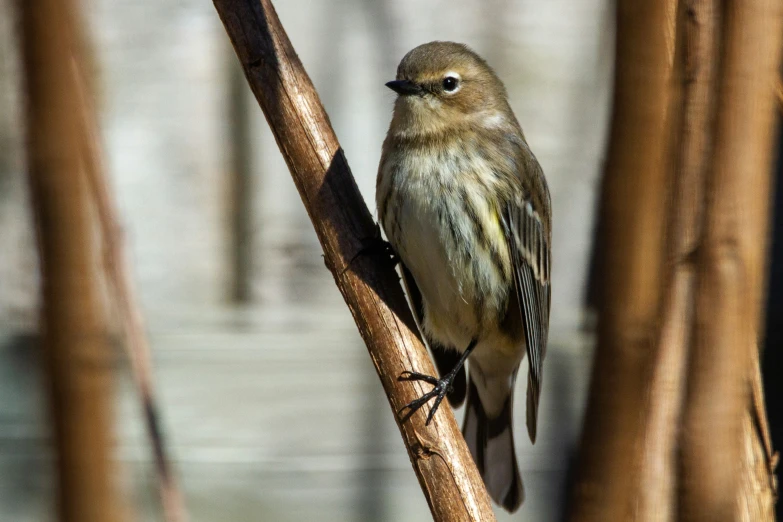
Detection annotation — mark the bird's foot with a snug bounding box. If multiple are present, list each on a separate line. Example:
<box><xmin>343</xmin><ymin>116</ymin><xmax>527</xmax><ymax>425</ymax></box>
<box><xmin>397</xmin><ymin>370</ymin><xmax>454</xmax><ymax>425</ymax></box>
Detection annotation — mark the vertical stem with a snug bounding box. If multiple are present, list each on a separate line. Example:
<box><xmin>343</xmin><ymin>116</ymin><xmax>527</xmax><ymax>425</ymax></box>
<box><xmin>228</xmin><ymin>55</ymin><xmax>254</xmax><ymax>303</ymax></box>
<box><xmin>73</xmin><ymin>53</ymin><xmax>190</xmax><ymax>522</ymax></box>
<box><xmin>679</xmin><ymin>0</ymin><xmax>783</xmax><ymax>519</ymax></box>
<box><xmin>19</xmin><ymin>0</ymin><xmax>123</xmax><ymax>520</ymax></box>
<box><xmin>638</xmin><ymin>0</ymin><xmax>720</xmax><ymax>518</ymax></box>
<box><xmin>569</xmin><ymin>1</ymin><xmax>678</xmax><ymax>519</ymax></box>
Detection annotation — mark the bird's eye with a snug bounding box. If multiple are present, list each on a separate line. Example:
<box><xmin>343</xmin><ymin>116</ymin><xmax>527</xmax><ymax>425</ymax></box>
<box><xmin>442</xmin><ymin>76</ymin><xmax>459</xmax><ymax>92</ymax></box>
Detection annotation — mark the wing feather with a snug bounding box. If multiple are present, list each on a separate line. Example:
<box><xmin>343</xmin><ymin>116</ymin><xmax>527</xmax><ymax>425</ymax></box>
<box><xmin>503</xmin><ymin>198</ymin><xmax>551</xmax><ymax>443</ymax></box>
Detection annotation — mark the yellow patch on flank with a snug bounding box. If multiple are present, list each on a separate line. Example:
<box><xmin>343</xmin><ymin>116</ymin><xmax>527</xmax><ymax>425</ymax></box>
<box><xmin>489</xmin><ymin>205</ymin><xmax>505</xmax><ymax>248</ymax></box>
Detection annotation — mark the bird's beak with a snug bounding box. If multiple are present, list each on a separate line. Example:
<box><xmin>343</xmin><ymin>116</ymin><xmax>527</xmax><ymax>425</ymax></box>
<box><xmin>385</xmin><ymin>80</ymin><xmax>422</xmax><ymax>96</ymax></box>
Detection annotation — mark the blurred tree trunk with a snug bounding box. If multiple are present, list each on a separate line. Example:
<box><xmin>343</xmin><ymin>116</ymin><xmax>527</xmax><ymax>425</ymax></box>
<box><xmin>19</xmin><ymin>0</ymin><xmax>124</xmax><ymax>521</ymax></box>
<box><xmin>568</xmin><ymin>1</ymin><xmax>679</xmax><ymax>519</ymax></box>
<box><xmin>571</xmin><ymin>0</ymin><xmax>781</xmax><ymax>520</ymax></box>
<box><xmin>680</xmin><ymin>0</ymin><xmax>781</xmax><ymax>519</ymax></box>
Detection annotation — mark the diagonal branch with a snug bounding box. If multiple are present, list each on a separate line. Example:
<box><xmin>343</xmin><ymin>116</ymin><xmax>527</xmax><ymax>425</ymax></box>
<box><xmin>72</xmin><ymin>52</ymin><xmax>190</xmax><ymax>522</ymax></box>
<box><xmin>212</xmin><ymin>0</ymin><xmax>496</xmax><ymax>520</ymax></box>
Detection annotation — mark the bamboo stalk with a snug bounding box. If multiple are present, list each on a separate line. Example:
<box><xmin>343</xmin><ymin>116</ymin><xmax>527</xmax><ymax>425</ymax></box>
<box><xmin>212</xmin><ymin>0</ymin><xmax>496</xmax><ymax>519</ymax></box>
<box><xmin>19</xmin><ymin>0</ymin><xmax>123</xmax><ymax>520</ymax></box>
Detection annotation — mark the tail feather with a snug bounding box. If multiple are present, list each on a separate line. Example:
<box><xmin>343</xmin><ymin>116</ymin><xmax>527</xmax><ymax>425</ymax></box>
<box><xmin>462</xmin><ymin>375</ymin><xmax>524</xmax><ymax>512</ymax></box>
<box><xmin>526</xmin><ymin>375</ymin><xmax>539</xmax><ymax>443</ymax></box>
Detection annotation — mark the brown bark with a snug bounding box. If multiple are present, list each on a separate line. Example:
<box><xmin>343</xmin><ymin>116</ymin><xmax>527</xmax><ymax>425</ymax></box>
<box><xmin>72</xmin><ymin>42</ymin><xmax>190</xmax><ymax>522</ymax></box>
<box><xmin>645</xmin><ymin>0</ymin><xmax>721</xmax><ymax>519</ymax></box>
<box><xmin>568</xmin><ymin>1</ymin><xmax>679</xmax><ymax>519</ymax></box>
<box><xmin>19</xmin><ymin>1</ymin><xmax>124</xmax><ymax>521</ymax></box>
<box><xmin>632</xmin><ymin>1</ymin><xmax>720</xmax><ymax>517</ymax></box>
<box><xmin>212</xmin><ymin>0</ymin><xmax>496</xmax><ymax>520</ymax></box>
<box><xmin>573</xmin><ymin>0</ymin><xmax>781</xmax><ymax>520</ymax></box>
<box><xmin>680</xmin><ymin>0</ymin><xmax>783</xmax><ymax>519</ymax></box>
<box><xmin>737</xmin><ymin>349</ymin><xmax>778</xmax><ymax>521</ymax></box>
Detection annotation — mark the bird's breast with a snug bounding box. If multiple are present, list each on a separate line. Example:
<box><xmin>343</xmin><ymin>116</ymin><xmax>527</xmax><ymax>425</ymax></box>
<box><xmin>377</xmin><ymin>144</ymin><xmax>513</xmax><ymax>346</ymax></box>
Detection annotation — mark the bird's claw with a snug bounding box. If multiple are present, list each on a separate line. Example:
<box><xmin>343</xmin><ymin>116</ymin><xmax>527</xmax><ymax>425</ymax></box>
<box><xmin>398</xmin><ymin>370</ymin><xmax>439</xmax><ymax>386</ymax></box>
<box><xmin>397</xmin><ymin>370</ymin><xmax>454</xmax><ymax>425</ymax></box>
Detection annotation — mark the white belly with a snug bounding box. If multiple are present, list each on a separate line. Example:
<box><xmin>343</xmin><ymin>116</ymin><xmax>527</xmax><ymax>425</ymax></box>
<box><xmin>377</xmin><ymin>146</ymin><xmax>515</xmax><ymax>354</ymax></box>
<box><xmin>395</xmin><ymin>199</ymin><xmax>478</xmax><ymax>349</ymax></box>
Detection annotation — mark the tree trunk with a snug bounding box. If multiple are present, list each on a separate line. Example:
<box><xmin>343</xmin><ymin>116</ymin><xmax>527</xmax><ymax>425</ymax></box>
<box><xmin>571</xmin><ymin>0</ymin><xmax>781</xmax><ymax>520</ymax></box>
<box><xmin>680</xmin><ymin>0</ymin><xmax>782</xmax><ymax>519</ymax></box>
<box><xmin>19</xmin><ymin>0</ymin><xmax>124</xmax><ymax>520</ymax></box>
<box><xmin>569</xmin><ymin>1</ymin><xmax>679</xmax><ymax>519</ymax></box>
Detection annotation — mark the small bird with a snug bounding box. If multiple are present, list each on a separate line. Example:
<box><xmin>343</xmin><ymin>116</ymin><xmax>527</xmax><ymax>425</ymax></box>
<box><xmin>376</xmin><ymin>41</ymin><xmax>551</xmax><ymax>512</ymax></box>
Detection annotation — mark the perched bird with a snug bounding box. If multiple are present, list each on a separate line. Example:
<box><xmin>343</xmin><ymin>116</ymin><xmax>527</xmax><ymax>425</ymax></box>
<box><xmin>376</xmin><ymin>41</ymin><xmax>551</xmax><ymax>512</ymax></box>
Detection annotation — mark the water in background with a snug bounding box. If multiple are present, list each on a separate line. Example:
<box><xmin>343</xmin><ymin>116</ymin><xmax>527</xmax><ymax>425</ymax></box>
<box><xmin>0</xmin><ymin>0</ymin><xmax>612</xmax><ymax>519</ymax></box>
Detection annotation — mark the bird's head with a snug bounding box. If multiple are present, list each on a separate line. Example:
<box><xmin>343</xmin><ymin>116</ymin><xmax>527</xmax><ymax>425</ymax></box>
<box><xmin>386</xmin><ymin>41</ymin><xmax>511</xmax><ymax>138</ymax></box>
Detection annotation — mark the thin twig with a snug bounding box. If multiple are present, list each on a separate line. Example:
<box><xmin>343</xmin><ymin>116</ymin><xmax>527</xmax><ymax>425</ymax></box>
<box><xmin>71</xmin><ymin>38</ymin><xmax>189</xmax><ymax>522</ymax></box>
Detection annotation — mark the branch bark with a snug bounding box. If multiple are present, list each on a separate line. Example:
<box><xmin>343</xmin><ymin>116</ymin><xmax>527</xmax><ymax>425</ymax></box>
<box><xmin>19</xmin><ymin>0</ymin><xmax>124</xmax><ymax>520</ymax></box>
<box><xmin>212</xmin><ymin>0</ymin><xmax>496</xmax><ymax>520</ymax></box>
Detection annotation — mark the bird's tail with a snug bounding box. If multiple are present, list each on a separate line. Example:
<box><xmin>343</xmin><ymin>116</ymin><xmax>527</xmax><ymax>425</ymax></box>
<box><xmin>462</xmin><ymin>371</ymin><xmax>524</xmax><ymax>512</ymax></box>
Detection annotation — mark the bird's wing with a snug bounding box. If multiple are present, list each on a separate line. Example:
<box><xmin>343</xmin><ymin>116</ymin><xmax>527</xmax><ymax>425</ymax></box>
<box><xmin>400</xmin><ymin>262</ymin><xmax>467</xmax><ymax>408</ymax></box>
<box><xmin>502</xmin><ymin>194</ymin><xmax>551</xmax><ymax>443</ymax></box>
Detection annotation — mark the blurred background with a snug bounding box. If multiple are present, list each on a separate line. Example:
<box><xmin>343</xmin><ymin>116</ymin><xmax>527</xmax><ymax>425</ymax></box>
<box><xmin>0</xmin><ymin>0</ymin><xmax>615</xmax><ymax>520</ymax></box>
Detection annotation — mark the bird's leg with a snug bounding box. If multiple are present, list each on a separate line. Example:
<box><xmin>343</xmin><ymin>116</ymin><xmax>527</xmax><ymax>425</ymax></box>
<box><xmin>398</xmin><ymin>339</ymin><xmax>477</xmax><ymax>425</ymax></box>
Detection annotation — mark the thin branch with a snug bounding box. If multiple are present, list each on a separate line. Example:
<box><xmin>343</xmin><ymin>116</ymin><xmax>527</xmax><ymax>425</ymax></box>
<box><xmin>212</xmin><ymin>0</ymin><xmax>496</xmax><ymax>519</ymax></box>
<box><xmin>227</xmin><ymin>54</ymin><xmax>254</xmax><ymax>303</ymax></box>
<box><xmin>71</xmin><ymin>50</ymin><xmax>190</xmax><ymax>522</ymax></box>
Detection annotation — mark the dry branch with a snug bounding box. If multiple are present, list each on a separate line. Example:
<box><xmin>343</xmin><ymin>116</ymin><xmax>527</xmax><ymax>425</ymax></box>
<box><xmin>19</xmin><ymin>0</ymin><xmax>124</xmax><ymax>520</ymax></box>
<box><xmin>72</xmin><ymin>43</ymin><xmax>190</xmax><ymax>522</ymax></box>
<box><xmin>212</xmin><ymin>0</ymin><xmax>495</xmax><ymax>520</ymax></box>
